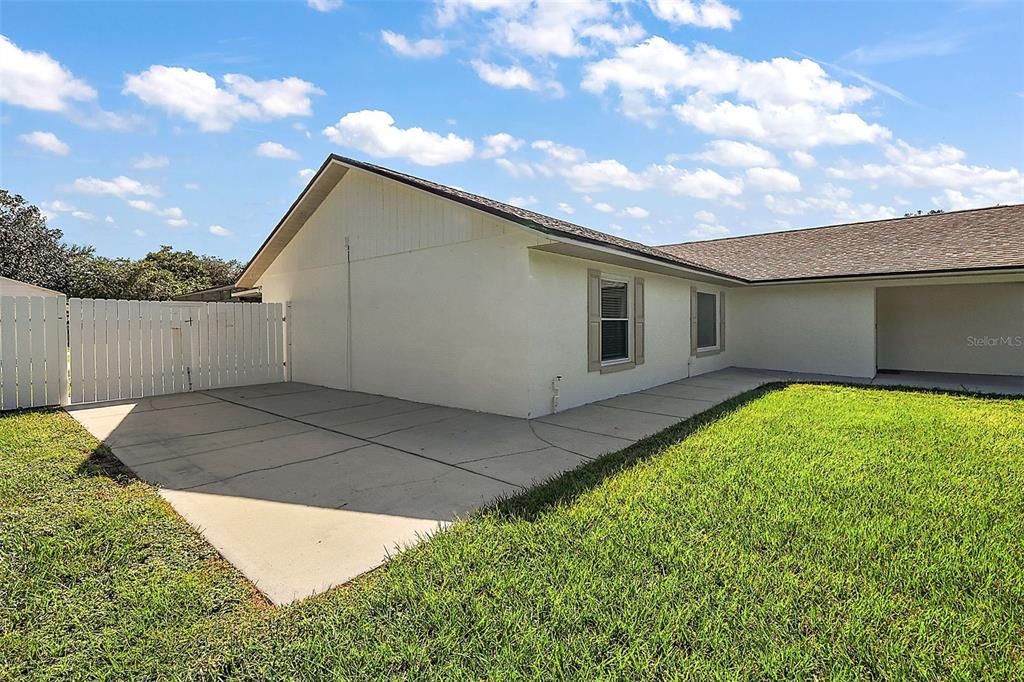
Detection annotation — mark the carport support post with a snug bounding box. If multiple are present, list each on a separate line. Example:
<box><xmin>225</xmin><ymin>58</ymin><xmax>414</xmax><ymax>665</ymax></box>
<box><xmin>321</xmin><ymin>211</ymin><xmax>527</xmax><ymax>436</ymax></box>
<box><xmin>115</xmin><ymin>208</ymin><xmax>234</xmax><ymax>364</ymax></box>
<box><xmin>285</xmin><ymin>301</ymin><xmax>293</xmax><ymax>382</ymax></box>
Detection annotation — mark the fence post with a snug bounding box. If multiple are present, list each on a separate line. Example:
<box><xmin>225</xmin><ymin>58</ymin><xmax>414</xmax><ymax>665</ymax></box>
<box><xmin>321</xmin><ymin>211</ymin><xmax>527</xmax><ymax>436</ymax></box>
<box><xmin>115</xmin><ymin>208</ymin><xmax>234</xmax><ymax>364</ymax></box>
<box><xmin>57</xmin><ymin>295</ymin><xmax>69</xmax><ymax>406</ymax></box>
<box><xmin>284</xmin><ymin>301</ymin><xmax>292</xmax><ymax>382</ymax></box>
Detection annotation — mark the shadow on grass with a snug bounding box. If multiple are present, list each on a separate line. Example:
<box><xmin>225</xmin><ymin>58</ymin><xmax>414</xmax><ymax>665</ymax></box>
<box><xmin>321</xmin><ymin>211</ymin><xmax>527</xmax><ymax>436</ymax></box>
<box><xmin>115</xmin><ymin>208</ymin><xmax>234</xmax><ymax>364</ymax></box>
<box><xmin>76</xmin><ymin>443</ymin><xmax>140</xmax><ymax>485</ymax></box>
<box><xmin>491</xmin><ymin>382</ymin><xmax>789</xmax><ymax>523</ymax></box>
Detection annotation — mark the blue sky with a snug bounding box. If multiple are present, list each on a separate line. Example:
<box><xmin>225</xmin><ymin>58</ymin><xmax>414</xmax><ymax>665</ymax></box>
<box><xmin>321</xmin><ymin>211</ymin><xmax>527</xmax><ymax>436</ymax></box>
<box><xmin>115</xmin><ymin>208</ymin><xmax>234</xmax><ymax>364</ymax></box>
<box><xmin>2</xmin><ymin>0</ymin><xmax>1022</xmax><ymax>262</ymax></box>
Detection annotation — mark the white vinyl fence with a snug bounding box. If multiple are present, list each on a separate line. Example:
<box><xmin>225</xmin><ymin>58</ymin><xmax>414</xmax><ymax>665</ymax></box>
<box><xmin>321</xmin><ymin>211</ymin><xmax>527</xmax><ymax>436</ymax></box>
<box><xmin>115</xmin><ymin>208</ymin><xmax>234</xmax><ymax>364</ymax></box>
<box><xmin>0</xmin><ymin>296</ymin><xmax>286</xmax><ymax>411</ymax></box>
<box><xmin>0</xmin><ymin>295</ymin><xmax>68</xmax><ymax>411</ymax></box>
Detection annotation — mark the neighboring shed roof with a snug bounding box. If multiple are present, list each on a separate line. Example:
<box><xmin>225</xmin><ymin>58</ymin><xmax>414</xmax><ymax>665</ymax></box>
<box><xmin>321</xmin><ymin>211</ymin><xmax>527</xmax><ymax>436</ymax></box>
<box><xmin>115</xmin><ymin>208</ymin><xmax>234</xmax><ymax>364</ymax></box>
<box><xmin>239</xmin><ymin>154</ymin><xmax>1024</xmax><ymax>287</ymax></box>
<box><xmin>0</xmin><ymin>276</ymin><xmax>62</xmax><ymax>297</ymax></box>
<box><xmin>660</xmin><ymin>204</ymin><xmax>1024</xmax><ymax>282</ymax></box>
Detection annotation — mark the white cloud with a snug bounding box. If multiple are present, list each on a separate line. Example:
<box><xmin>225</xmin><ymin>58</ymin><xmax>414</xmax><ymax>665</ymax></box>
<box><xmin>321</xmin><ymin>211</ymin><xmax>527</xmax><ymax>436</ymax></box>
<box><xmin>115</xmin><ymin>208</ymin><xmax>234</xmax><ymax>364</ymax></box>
<box><xmin>826</xmin><ymin>140</ymin><xmax>1023</xmax><ymax>204</ymax></box>
<box><xmin>322</xmin><ymin>110</ymin><xmax>475</xmax><ymax>166</ymax></box>
<box><xmin>507</xmin><ymin>195</ymin><xmax>538</xmax><ymax>207</ymax></box>
<box><xmin>166</xmin><ymin>218</ymin><xmax>189</xmax><ymax>228</ymax></box>
<box><xmin>0</xmin><ymin>35</ymin><xmax>96</xmax><ymax>112</ymax></box>
<box><xmin>745</xmin><ymin>167</ymin><xmax>801</xmax><ymax>192</ymax></box>
<box><xmin>67</xmin><ymin>176</ymin><xmax>161</xmax><ymax>198</ymax></box>
<box><xmin>561</xmin><ymin>159</ymin><xmax>649</xmax><ymax>192</ymax></box>
<box><xmin>691</xmin><ymin>140</ymin><xmax>777</xmax><ymax>167</ymax></box>
<box><xmin>256</xmin><ymin>141</ymin><xmax>300</xmax><ymax>160</ymax></box>
<box><xmin>763</xmin><ymin>184</ymin><xmax>897</xmax><ymax>223</ymax></box>
<box><xmin>307</xmin><ymin>0</ymin><xmax>343</xmax><ymax>11</ymax></box>
<box><xmin>209</xmin><ymin>224</ymin><xmax>232</xmax><ymax>236</ymax></box>
<box><xmin>647</xmin><ymin>0</ymin><xmax>741</xmax><ymax>30</ymax></box>
<box><xmin>557</xmin><ymin>202</ymin><xmax>575</xmax><ymax>214</ymax></box>
<box><xmin>688</xmin><ymin>222</ymin><xmax>730</xmax><ymax>240</ymax></box>
<box><xmin>580</xmin><ymin>23</ymin><xmax>647</xmax><ymax>46</ymax></box>
<box><xmin>105</xmin><ymin>215</ymin><xmax>116</xmax><ymax>224</ymax></box>
<box><xmin>441</xmin><ymin>0</ymin><xmax>646</xmax><ymax>60</ymax></box>
<box><xmin>673</xmin><ymin>95</ymin><xmax>890</xmax><ymax>148</ymax></box>
<box><xmin>123</xmin><ymin>66</ymin><xmax>323</xmax><ymax>132</ymax></box>
<box><xmin>594</xmin><ymin>202</ymin><xmax>614</xmax><ymax>213</ymax></box>
<box><xmin>494</xmin><ymin>158</ymin><xmax>535</xmax><ymax>178</ymax></box>
<box><xmin>481</xmin><ymin>132</ymin><xmax>524</xmax><ymax>158</ymax></box>
<box><xmin>583</xmin><ymin>38</ymin><xmax>887</xmax><ymax>148</ymax></box>
<box><xmin>298</xmin><ymin>168</ymin><xmax>316</xmax><ymax>180</ymax></box>
<box><xmin>18</xmin><ymin>131</ymin><xmax>70</xmax><ymax>155</ymax></box>
<box><xmin>650</xmin><ymin>165</ymin><xmax>745</xmax><ymax>199</ymax></box>
<box><xmin>789</xmin><ymin>150</ymin><xmax>817</xmax><ymax>168</ymax></box>
<box><xmin>694</xmin><ymin>209</ymin><xmax>716</xmax><ymax>223</ymax></box>
<box><xmin>532</xmin><ymin>139</ymin><xmax>586</xmax><ymax>164</ymax></box>
<box><xmin>562</xmin><ymin>158</ymin><xmax>744</xmax><ymax>200</ymax></box>
<box><xmin>134</xmin><ymin>229</ymin><xmax>145</xmax><ymax>236</ymax></box>
<box><xmin>184</xmin><ymin>183</ymin><xmax>201</xmax><ymax>191</ymax></box>
<box><xmin>127</xmin><ymin>200</ymin><xmax>184</xmax><ymax>220</ymax></box>
<box><xmin>133</xmin><ymin>153</ymin><xmax>169</xmax><ymax>169</ymax></box>
<box><xmin>620</xmin><ymin>206</ymin><xmax>649</xmax><ymax>218</ymax></box>
<box><xmin>40</xmin><ymin>200</ymin><xmax>94</xmax><ymax>221</ymax></box>
<box><xmin>471</xmin><ymin>60</ymin><xmax>564</xmax><ymax>96</ymax></box>
<box><xmin>933</xmin><ymin>189</ymin><xmax>1005</xmax><ymax>212</ymax></box>
<box><xmin>381</xmin><ymin>31</ymin><xmax>448</xmax><ymax>58</ymax></box>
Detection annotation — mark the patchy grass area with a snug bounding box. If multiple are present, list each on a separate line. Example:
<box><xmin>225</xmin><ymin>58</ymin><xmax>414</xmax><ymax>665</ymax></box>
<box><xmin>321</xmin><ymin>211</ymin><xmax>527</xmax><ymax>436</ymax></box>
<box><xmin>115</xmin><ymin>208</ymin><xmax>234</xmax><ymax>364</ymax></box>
<box><xmin>2</xmin><ymin>385</ymin><xmax>1022</xmax><ymax>680</ymax></box>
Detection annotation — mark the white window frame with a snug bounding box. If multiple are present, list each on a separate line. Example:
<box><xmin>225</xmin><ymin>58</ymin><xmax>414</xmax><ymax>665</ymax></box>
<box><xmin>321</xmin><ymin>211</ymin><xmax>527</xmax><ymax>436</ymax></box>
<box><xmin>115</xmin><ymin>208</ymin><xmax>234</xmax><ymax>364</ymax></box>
<box><xmin>600</xmin><ymin>275</ymin><xmax>633</xmax><ymax>367</ymax></box>
<box><xmin>695</xmin><ymin>289</ymin><xmax>721</xmax><ymax>353</ymax></box>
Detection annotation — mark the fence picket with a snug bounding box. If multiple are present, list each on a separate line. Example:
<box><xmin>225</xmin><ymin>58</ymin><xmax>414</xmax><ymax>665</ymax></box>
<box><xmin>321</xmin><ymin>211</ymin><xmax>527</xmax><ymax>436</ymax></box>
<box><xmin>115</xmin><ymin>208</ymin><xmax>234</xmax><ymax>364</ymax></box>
<box><xmin>29</xmin><ymin>297</ymin><xmax>46</xmax><ymax>407</ymax></box>
<box><xmin>129</xmin><ymin>300</ymin><xmax>142</xmax><ymax>398</ymax></box>
<box><xmin>117</xmin><ymin>300</ymin><xmax>130</xmax><ymax>399</ymax></box>
<box><xmin>103</xmin><ymin>300</ymin><xmax>117</xmax><ymax>400</ymax></box>
<box><xmin>69</xmin><ymin>299</ymin><xmax>83</xmax><ymax>404</ymax></box>
<box><xmin>44</xmin><ymin>296</ymin><xmax>61</xmax><ymax>406</ymax></box>
<box><xmin>15</xmin><ymin>297</ymin><xmax>32</xmax><ymax>408</ymax></box>
<box><xmin>0</xmin><ymin>297</ymin><xmax>16</xmax><ymax>410</ymax></box>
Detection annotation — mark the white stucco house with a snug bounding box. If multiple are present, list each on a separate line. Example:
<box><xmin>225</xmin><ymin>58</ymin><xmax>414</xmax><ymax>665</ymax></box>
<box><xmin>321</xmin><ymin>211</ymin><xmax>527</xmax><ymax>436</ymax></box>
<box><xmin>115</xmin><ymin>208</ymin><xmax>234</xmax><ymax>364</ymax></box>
<box><xmin>237</xmin><ymin>155</ymin><xmax>1024</xmax><ymax>418</ymax></box>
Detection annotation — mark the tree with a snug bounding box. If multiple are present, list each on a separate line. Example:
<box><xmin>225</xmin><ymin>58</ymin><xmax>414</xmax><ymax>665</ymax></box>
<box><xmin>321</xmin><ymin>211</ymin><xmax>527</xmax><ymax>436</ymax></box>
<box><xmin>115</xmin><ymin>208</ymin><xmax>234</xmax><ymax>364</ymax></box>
<box><xmin>0</xmin><ymin>191</ymin><xmax>245</xmax><ymax>300</ymax></box>
<box><xmin>0</xmin><ymin>189</ymin><xmax>90</xmax><ymax>292</ymax></box>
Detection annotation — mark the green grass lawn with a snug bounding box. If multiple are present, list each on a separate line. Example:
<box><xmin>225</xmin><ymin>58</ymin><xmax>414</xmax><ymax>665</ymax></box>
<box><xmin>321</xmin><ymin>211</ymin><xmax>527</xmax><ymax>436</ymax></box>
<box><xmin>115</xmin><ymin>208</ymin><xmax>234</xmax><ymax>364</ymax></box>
<box><xmin>2</xmin><ymin>385</ymin><xmax>1022</xmax><ymax>680</ymax></box>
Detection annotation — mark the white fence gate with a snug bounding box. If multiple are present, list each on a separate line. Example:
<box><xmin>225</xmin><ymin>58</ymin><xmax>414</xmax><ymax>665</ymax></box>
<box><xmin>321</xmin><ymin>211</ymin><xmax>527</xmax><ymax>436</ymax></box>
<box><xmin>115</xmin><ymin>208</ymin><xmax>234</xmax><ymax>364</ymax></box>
<box><xmin>0</xmin><ymin>296</ymin><xmax>286</xmax><ymax>411</ymax></box>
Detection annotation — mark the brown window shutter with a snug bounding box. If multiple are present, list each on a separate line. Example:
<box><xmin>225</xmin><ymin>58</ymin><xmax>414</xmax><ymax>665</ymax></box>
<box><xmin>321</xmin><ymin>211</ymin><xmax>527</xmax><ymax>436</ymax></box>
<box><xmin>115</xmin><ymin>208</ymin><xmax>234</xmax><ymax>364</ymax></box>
<box><xmin>718</xmin><ymin>290</ymin><xmax>726</xmax><ymax>352</ymax></box>
<box><xmin>588</xmin><ymin>269</ymin><xmax>601</xmax><ymax>372</ymax></box>
<box><xmin>689</xmin><ymin>285</ymin><xmax>698</xmax><ymax>356</ymax></box>
<box><xmin>634</xmin><ymin>277</ymin><xmax>645</xmax><ymax>365</ymax></box>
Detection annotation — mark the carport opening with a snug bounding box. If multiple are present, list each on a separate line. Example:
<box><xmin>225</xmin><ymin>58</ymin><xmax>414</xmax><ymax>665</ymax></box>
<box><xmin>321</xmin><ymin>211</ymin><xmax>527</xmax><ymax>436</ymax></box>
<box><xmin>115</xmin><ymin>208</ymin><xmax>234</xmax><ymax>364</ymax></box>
<box><xmin>875</xmin><ymin>282</ymin><xmax>1024</xmax><ymax>377</ymax></box>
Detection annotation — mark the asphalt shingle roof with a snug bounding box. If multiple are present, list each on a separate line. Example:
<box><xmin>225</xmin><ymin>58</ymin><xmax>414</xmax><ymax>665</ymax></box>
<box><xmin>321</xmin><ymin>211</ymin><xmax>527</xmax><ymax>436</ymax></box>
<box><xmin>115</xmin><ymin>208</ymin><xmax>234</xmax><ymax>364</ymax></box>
<box><xmin>308</xmin><ymin>157</ymin><xmax>1024</xmax><ymax>284</ymax></box>
<box><xmin>659</xmin><ymin>205</ymin><xmax>1024</xmax><ymax>281</ymax></box>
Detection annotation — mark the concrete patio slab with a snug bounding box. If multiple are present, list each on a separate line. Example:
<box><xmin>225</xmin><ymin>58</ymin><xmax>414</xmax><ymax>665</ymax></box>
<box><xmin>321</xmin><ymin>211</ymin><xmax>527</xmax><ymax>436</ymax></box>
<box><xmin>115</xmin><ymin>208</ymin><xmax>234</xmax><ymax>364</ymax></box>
<box><xmin>131</xmin><ymin>428</ymin><xmax>365</xmax><ymax>489</ymax></box>
<box><xmin>372</xmin><ymin>411</ymin><xmax>549</xmax><ymax>464</ymax></box>
<box><xmin>597</xmin><ymin>392</ymin><xmax>711</xmax><ymax>419</ymax></box>
<box><xmin>70</xmin><ymin>400</ymin><xmax>283</xmax><ymax>446</ymax></box>
<box><xmin>642</xmin><ymin>383</ymin><xmax>731</xmax><ymax>402</ymax></box>
<box><xmin>204</xmin><ymin>381</ymin><xmax>321</xmax><ymax>402</ymax></box>
<box><xmin>301</xmin><ymin>397</ymin><xmax>432</xmax><ymax>429</ymax></box>
<box><xmin>334</xmin><ymin>405</ymin><xmax>470</xmax><ymax>439</ymax></box>
<box><xmin>112</xmin><ymin>419</ymin><xmax>313</xmax><ymax>467</ymax></box>
<box><xmin>536</xmin><ymin>404</ymin><xmax>681</xmax><ymax>441</ymax></box>
<box><xmin>460</xmin><ymin>447</ymin><xmax>589</xmax><ymax>487</ymax></box>
<box><xmin>528</xmin><ymin>421</ymin><xmax>634</xmax><ymax>458</ymax></box>
<box><xmin>237</xmin><ymin>387</ymin><xmax>386</xmax><ymax>418</ymax></box>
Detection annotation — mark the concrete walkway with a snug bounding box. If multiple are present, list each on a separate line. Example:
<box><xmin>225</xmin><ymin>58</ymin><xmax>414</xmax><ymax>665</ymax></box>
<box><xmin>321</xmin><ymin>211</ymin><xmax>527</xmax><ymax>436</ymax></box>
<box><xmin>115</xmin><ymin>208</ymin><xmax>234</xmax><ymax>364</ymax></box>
<box><xmin>67</xmin><ymin>367</ymin><xmax>1022</xmax><ymax>604</ymax></box>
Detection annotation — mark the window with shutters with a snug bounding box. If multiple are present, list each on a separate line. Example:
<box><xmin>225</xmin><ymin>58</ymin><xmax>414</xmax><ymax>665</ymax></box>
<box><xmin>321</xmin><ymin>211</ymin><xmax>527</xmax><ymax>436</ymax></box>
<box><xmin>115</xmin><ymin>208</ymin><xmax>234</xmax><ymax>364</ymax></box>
<box><xmin>696</xmin><ymin>291</ymin><xmax>719</xmax><ymax>351</ymax></box>
<box><xmin>600</xmin><ymin>278</ymin><xmax>630</xmax><ymax>363</ymax></box>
